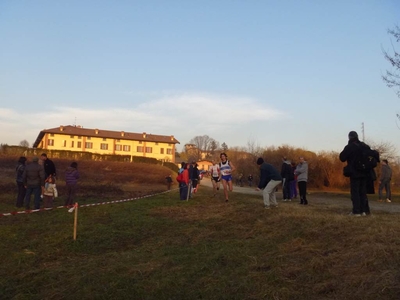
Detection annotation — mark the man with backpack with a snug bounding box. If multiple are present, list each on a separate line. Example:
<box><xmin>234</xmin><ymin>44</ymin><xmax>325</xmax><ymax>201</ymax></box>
<box><xmin>339</xmin><ymin>131</ymin><xmax>379</xmax><ymax>216</ymax></box>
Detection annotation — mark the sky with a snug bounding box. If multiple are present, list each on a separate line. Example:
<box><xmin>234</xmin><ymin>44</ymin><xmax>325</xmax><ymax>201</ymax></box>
<box><xmin>0</xmin><ymin>0</ymin><xmax>399</xmax><ymax>155</ymax></box>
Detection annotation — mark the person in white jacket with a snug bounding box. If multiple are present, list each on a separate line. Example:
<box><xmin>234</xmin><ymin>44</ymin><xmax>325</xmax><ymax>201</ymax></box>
<box><xmin>295</xmin><ymin>157</ymin><xmax>308</xmax><ymax>205</ymax></box>
<box><xmin>42</xmin><ymin>175</ymin><xmax>58</xmax><ymax>208</ymax></box>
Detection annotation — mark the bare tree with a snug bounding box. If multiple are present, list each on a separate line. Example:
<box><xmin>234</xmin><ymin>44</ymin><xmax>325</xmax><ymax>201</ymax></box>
<box><xmin>382</xmin><ymin>26</ymin><xmax>400</xmax><ymax>97</ymax></box>
<box><xmin>187</xmin><ymin>135</ymin><xmax>220</xmax><ymax>161</ymax></box>
<box><xmin>246</xmin><ymin>138</ymin><xmax>263</xmax><ymax>158</ymax></box>
<box><xmin>19</xmin><ymin>140</ymin><xmax>29</xmax><ymax>148</ymax></box>
<box><xmin>366</xmin><ymin>140</ymin><xmax>398</xmax><ymax>162</ymax></box>
<box><xmin>221</xmin><ymin>142</ymin><xmax>228</xmax><ymax>151</ymax></box>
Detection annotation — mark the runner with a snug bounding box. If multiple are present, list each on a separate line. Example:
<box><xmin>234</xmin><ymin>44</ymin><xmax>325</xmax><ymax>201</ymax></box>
<box><xmin>209</xmin><ymin>159</ymin><xmax>221</xmax><ymax>197</ymax></box>
<box><xmin>218</xmin><ymin>153</ymin><xmax>235</xmax><ymax>202</ymax></box>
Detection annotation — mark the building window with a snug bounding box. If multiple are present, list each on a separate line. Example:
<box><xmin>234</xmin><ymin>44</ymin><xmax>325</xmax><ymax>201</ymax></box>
<box><xmin>160</xmin><ymin>148</ymin><xmax>164</xmax><ymax>154</ymax></box>
<box><xmin>48</xmin><ymin>139</ymin><xmax>54</xmax><ymax>146</ymax></box>
<box><xmin>145</xmin><ymin>147</ymin><xmax>152</xmax><ymax>153</ymax></box>
<box><xmin>167</xmin><ymin>149</ymin><xmax>172</xmax><ymax>154</ymax></box>
<box><xmin>100</xmin><ymin>143</ymin><xmax>108</xmax><ymax>150</ymax></box>
<box><xmin>87</xmin><ymin>137</ymin><xmax>91</xmax><ymax>140</ymax></box>
<box><xmin>102</xmin><ymin>138</ymin><xmax>107</xmax><ymax>141</ymax></box>
<box><xmin>137</xmin><ymin>146</ymin><xmax>143</xmax><ymax>152</ymax></box>
<box><xmin>63</xmin><ymin>140</ymin><xmax>67</xmax><ymax>147</ymax></box>
<box><xmin>78</xmin><ymin>136</ymin><xmax>82</xmax><ymax>139</ymax></box>
<box><xmin>50</xmin><ymin>134</ymin><xmax>54</xmax><ymax>137</ymax></box>
<box><xmin>85</xmin><ymin>142</ymin><xmax>93</xmax><ymax>149</ymax></box>
<box><xmin>70</xmin><ymin>135</ymin><xmax>74</xmax><ymax>138</ymax></box>
<box><xmin>123</xmin><ymin>145</ymin><xmax>131</xmax><ymax>152</ymax></box>
<box><xmin>115</xmin><ymin>144</ymin><xmax>122</xmax><ymax>151</ymax></box>
<box><xmin>71</xmin><ymin>141</ymin><xmax>74</xmax><ymax>148</ymax></box>
<box><xmin>77</xmin><ymin>141</ymin><xmax>82</xmax><ymax>148</ymax></box>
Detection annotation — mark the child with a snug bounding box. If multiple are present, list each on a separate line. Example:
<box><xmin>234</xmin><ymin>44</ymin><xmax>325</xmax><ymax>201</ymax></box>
<box><xmin>43</xmin><ymin>175</ymin><xmax>58</xmax><ymax>208</ymax></box>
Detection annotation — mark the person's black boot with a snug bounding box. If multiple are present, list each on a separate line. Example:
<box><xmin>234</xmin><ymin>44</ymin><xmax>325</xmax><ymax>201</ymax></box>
<box><xmin>303</xmin><ymin>200</ymin><xmax>308</xmax><ymax>205</ymax></box>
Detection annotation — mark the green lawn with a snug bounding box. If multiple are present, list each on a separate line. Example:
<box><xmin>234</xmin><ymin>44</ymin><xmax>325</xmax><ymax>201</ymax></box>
<box><xmin>1</xmin><ymin>186</ymin><xmax>400</xmax><ymax>300</ymax></box>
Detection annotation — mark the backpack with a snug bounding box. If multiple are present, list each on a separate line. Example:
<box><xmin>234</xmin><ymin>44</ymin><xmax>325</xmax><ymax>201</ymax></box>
<box><xmin>176</xmin><ymin>172</ymin><xmax>184</xmax><ymax>183</ymax></box>
<box><xmin>354</xmin><ymin>143</ymin><xmax>379</xmax><ymax>172</ymax></box>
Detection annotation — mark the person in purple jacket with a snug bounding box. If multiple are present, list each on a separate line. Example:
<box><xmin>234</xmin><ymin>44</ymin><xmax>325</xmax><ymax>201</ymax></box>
<box><xmin>65</xmin><ymin>162</ymin><xmax>80</xmax><ymax>207</ymax></box>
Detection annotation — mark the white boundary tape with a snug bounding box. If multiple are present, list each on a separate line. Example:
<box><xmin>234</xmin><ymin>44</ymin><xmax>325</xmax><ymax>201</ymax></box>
<box><xmin>0</xmin><ymin>187</ymin><xmax>180</xmax><ymax>217</ymax></box>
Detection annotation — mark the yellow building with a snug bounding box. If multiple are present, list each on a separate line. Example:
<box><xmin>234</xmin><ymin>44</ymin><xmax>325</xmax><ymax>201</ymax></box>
<box><xmin>33</xmin><ymin>125</ymin><xmax>180</xmax><ymax>162</ymax></box>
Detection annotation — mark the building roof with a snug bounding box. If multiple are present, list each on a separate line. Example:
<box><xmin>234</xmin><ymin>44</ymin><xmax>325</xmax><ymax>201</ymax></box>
<box><xmin>33</xmin><ymin>125</ymin><xmax>180</xmax><ymax>148</ymax></box>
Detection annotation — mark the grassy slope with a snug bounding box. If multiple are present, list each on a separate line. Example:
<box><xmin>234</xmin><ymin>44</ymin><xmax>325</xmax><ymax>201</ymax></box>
<box><xmin>1</xmin><ymin>158</ymin><xmax>400</xmax><ymax>299</ymax></box>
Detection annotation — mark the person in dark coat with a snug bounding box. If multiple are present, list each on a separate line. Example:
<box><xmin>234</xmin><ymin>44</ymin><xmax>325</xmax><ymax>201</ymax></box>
<box><xmin>280</xmin><ymin>157</ymin><xmax>293</xmax><ymax>201</ymax></box>
<box><xmin>41</xmin><ymin>153</ymin><xmax>56</xmax><ymax>179</ymax></box>
<box><xmin>339</xmin><ymin>131</ymin><xmax>378</xmax><ymax>216</ymax></box>
<box><xmin>15</xmin><ymin>156</ymin><xmax>27</xmax><ymax>207</ymax></box>
<box><xmin>255</xmin><ymin>157</ymin><xmax>282</xmax><ymax>209</ymax></box>
<box><xmin>165</xmin><ymin>174</ymin><xmax>173</xmax><ymax>190</ymax></box>
<box><xmin>192</xmin><ymin>163</ymin><xmax>200</xmax><ymax>193</ymax></box>
<box><xmin>23</xmin><ymin>156</ymin><xmax>45</xmax><ymax>210</ymax></box>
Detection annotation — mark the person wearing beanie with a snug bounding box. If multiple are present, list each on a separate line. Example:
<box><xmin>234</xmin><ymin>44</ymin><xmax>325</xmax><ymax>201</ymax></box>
<box><xmin>65</xmin><ymin>162</ymin><xmax>80</xmax><ymax>206</ymax></box>
<box><xmin>378</xmin><ymin>159</ymin><xmax>392</xmax><ymax>203</ymax></box>
<box><xmin>339</xmin><ymin>130</ymin><xmax>379</xmax><ymax>216</ymax></box>
<box><xmin>348</xmin><ymin>131</ymin><xmax>358</xmax><ymax>140</ymax></box>
<box><xmin>255</xmin><ymin>157</ymin><xmax>282</xmax><ymax>209</ymax></box>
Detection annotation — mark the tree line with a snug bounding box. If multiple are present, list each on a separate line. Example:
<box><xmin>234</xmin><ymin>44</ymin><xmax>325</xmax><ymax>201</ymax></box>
<box><xmin>179</xmin><ymin>135</ymin><xmax>399</xmax><ymax>191</ymax></box>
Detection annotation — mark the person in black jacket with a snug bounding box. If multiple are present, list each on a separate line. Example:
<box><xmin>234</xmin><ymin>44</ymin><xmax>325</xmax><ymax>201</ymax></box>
<box><xmin>339</xmin><ymin>131</ymin><xmax>378</xmax><ymax>216</ymax></box>
<box><xmin>255</xmin><ymin>157</ymin><xmax>282</xmax><ymax>209</ymax></box>
<box><xmin>281</xmin><ymin>157</ymin><xmax>293</xmax><ymax>201</ymax></box>
<box><xmin>15</xmin><ymin>156</ymin><xmax>27</xmax><ymax>208</ymax></box>
<box><xmin>40</xmin><ymin>153</ymin><xmax>56</xmax><ymax>179</ymax></box>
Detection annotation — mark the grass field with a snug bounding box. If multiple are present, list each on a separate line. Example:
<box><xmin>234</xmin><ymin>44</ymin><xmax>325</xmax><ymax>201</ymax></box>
<box><xmin>1</xmin><ymin>158</ymin><xmax>400</xmax><ymax>299</ymax></box>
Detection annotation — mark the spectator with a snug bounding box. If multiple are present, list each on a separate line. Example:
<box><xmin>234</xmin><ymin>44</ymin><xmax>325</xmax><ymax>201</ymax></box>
<box><xmin>15</xmin><ymin>156</ymin><xmax>27</xmax><ymax>208</ymax></box>
<box><xmin>65</xmin><ymin>162</ymin><xmax>80</xmax><ymax>207</ymax></box>
<box><xmin>23</xmin><ymin>156</ymin><xmax>45</xmax><ymax>210</ymax></box>
<box><xmin>165</xmin><ymin>175</ymin><xmax>173</xmax><ymax>190</ymax></box>
<box><xmin>179</xmin><ymin>163</ymin><xmax>190</xmax><ymax>200</ymax></box>
<box><xmin>192</xmin><ymin>163</ymin><xmax>200</xmax><ymax>193</ymax></box>
<box><xmin>281</xmin><ymin>157</ymin><xmax>293</xmax><ymax>201</ymax></box>
<box><xmin>295</xmin><ymin>157</ymin><xmax>308</xmax><ymax>205</ymax></box>
<box><xmin>238</xmin><ymin>173</ymin><xmax>244</xmax><ymax>187</ymax></box>
<box><xmin>339</xmin><ymin>131</ymin><xmax>379</xmax><ymax>216</ymax></box>
<box><xmin>378</xmin><ymin>159</ymin><xmax>392</xmax><ymax>203</ymax></box>
<box><xmin>247</xmin><ymin>174</ymin><xmax>253</xmax><ymax>187</ymax></box>
<box><xmin>41</xmin><ymin>153</ymin><xmax>56</xmax><ymax>179</ymax></box>
<box><xmin>43</xmin><ymin>175</ymin><xmax>58</xmax><ymax>208</ymax></box>
<box><xmin>289</xmin><ymin>161</ymin><xmax>298</xmax><ymax>199</ymax></box>
<box><xmin>255</xmin><ymin>157</ymin><xmax>282</xmax><ymax>209</ymax></box>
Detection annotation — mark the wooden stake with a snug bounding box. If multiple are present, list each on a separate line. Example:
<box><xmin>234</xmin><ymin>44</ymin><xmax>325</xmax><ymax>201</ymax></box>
<box><xmin>73</xmin><ymin>203</ymin><xmax>78</xmax><ymax>241</ymax></box>
<box><xmin>186</xmin><ymin>182</ymin><xmax>191</xmax><ymax>201</ymax></box>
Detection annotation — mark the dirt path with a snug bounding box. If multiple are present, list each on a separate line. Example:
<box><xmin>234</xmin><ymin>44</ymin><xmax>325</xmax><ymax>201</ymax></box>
<box><xmin>200</xmin><ymin>178</ymin><xmax>400</xmax><ymax>214</ymax></box>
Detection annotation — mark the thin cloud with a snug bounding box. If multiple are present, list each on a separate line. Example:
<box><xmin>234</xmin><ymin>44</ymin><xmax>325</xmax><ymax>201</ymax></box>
<box><xmin>0</xmin><ymin>92</ymin><xmax>285</xmax><ymax>146</ymax></box>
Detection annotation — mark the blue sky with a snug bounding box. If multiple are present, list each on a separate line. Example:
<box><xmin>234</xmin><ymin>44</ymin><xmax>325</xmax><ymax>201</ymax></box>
<box><xmin>0</xmin><ymin>1</ymin><xmax>399</xmax><ymax>154</ymax></box>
